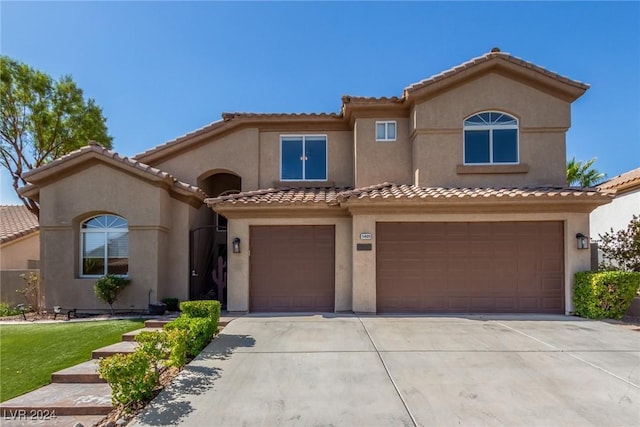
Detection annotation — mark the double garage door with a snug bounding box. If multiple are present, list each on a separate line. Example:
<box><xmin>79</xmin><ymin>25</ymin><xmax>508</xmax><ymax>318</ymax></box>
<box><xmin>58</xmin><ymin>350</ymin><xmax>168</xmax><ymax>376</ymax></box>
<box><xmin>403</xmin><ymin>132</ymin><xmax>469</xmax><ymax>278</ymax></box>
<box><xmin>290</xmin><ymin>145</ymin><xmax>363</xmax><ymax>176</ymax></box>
<box><xmin>248</xmin><ymin>222</ymin><xmax>564</xmax><ymax>314</ymax></box>
<box><xmin>377</xmin><ymin>221</ymin><xmax>565</xmax><ymax>314</ymax></box>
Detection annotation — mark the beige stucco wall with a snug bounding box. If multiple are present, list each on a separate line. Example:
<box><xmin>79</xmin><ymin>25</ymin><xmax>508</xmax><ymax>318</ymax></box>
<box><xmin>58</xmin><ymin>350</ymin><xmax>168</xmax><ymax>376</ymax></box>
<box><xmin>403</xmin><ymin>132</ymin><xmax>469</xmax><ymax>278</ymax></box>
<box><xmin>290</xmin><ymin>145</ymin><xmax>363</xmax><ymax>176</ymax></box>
<box><xmin>154</xmin><ymin>128</ymin><xmax>355</xmax><ymax>191</ymax></box>
<box><xmin>412</xmin><ymin>73</ymin><xmax>570</xmax><ymax>187</ymax></box>
<box><xmin>226</xmin><ymin>215</ymin><xmax>352</xmax><ymax>312</ymax></box>
<box><xmin>38</xmin><ymin>162</ymin><xmax>196</xmax><ymax>311</ymax></box>
<box><xmin>154</xmin><ymin>128</ymin><xmax>260</xmax><ymax>191</ymax></box>
<box><xmin>350</xmin><ymin>211</ymin><xmax>592</xmax><ymax>315</ymax></box>
<box><xmin>0</xmin><ymin>232</ymin><xmax>39</xmax><ymax>270</ymax></box>
<box><xmin>353</xmin><ymin>118</ymin><xmax>412</xmax><ymax>187</ymax></box>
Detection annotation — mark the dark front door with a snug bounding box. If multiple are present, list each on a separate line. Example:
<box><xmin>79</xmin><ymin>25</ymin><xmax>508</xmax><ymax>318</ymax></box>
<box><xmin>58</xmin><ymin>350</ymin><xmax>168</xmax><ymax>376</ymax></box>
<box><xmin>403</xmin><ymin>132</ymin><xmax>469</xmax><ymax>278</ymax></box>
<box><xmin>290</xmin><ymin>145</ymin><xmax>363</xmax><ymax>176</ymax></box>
<box><xmin>190</xmin><ymin>226</ymin><xmax>227</xmax><ymax>306</ymax></box>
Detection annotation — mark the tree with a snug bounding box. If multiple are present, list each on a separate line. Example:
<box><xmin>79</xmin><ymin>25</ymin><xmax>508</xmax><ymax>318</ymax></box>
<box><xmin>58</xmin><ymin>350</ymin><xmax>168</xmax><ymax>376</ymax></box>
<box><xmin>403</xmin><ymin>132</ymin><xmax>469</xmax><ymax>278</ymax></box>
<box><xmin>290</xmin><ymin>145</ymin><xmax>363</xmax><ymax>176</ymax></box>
<box><xmin>598</xmin><ymin>215</ymin><xmax>640</xmax><ymax>272</ymax></box>
<box><xmin>566</xmin><ymin>157</ymin><xmax>605</xmax><ymax>187</ymax></box>
<box><xmin>0</xmin><ymin>56</ymin><xmax>112</xmax><ymax>218</ymax></box>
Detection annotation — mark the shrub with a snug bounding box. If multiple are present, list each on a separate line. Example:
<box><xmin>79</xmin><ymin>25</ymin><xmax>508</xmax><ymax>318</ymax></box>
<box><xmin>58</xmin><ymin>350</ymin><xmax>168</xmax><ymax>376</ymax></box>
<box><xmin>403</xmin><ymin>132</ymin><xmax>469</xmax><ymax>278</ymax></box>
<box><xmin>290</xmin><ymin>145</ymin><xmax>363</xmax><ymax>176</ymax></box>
<box><xmin>165</xmin><ymin>316</ymin><xmax>215</xmax><ymax>357</ymax></box>
<box><xmin>135</xmin><ymin>329</ymin><xmax>187</xmax><ymax>369</ymax></box>
<box><xmin>180</xmin><ymin>300</ymin><xmax>220</xmax><ymax>323</ymax></box>
<box><xmin>17</xmin><ymin>272</ymin><xmax>44</xmax><ymax>313</ymax></box>
<box><xmin>0</xmin><ymin>302</ymin><xmax>21</xmax><ymax>317</ymax></box>
<box><xmin>97</xmin><ymin>351</ymin><xmax>158</xmax><ymax>407</ymax></box>
<box><xmin>161</xmin><ymin>298</ymin><xmax>180</xmax><ymax>312</ymax></box>
<box><xmin>598</xmin><ymin>214</ymin><xmax>640</xmax><ymax>272</ymax></box>
<box><xmin>574</xmin><ymin>271</ymin><xmax>640</xmax><ymax>319</ymax></box>
<box><xmin>94</xmin><ymin>275</ymin><xmax>131</xmax><ymax>314</ymax></box>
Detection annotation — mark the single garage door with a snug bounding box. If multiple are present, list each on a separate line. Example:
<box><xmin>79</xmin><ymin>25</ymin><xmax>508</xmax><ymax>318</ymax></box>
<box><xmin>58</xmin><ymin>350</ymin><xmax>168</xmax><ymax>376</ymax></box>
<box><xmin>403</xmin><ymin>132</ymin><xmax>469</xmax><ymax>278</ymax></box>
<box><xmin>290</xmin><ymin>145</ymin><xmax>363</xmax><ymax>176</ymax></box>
<box><xmin>377</xmin><ymin>222</ymin><xmax>564</xmax><ymax>314</ymax></box>
<box><xmin>250</xmin><ymin>225</ymin><xmax>335</xmax><ymax>312</ymax></box>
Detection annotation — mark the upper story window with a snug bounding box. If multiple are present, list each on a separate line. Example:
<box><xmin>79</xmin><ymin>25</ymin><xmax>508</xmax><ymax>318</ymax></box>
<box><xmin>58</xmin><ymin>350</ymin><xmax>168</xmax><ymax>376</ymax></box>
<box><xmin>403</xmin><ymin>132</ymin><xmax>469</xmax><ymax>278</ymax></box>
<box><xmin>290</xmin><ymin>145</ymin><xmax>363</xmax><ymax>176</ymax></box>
<box><xmin>281</xmin><ymin>135</ymin><xmax>327</xmax><ymax>181</ymax></box>
<box><xmin>463</xmin><ymin>112</ymin><xmax>518</xmax><ymax>164</ymax></box>
<box><xmin>81</xmin><ymin>214</ymin><xmax>129</xmax><ymax>277</ymax></box>
<box><xmin>376</xmin><ymin>121</ymin><xmax>397</xmax><ymax>141</ymax></box>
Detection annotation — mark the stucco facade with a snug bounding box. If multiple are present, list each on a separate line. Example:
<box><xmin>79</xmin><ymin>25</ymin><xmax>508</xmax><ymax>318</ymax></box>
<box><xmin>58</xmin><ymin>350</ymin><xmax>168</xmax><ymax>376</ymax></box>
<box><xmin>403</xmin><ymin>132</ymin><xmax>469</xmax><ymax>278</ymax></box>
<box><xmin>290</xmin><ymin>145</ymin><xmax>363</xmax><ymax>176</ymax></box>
<box><xmin>21</xmin><ymin>49</ymin><xmax>611</xmax><ymax>314</ymax></box>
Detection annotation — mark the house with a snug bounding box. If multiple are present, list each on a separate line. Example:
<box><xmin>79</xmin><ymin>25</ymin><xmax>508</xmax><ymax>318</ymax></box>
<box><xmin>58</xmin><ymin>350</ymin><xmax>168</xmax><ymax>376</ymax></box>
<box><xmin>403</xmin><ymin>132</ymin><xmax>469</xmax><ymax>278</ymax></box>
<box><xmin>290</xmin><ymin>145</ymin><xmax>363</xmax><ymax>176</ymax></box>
<box><xmin>590</xmin><ymin>167</ymin><xmax>640</xmax><ymax>267</ymax></box>
<box><xmin>0</xmin><ymin>205</ymin><xmax>40</xmax><ymax>304</ymax></box>
<box><xmin>20</xmin><ymin>49</ymin><xmax>612</xmax><ymax>315</ymax></box>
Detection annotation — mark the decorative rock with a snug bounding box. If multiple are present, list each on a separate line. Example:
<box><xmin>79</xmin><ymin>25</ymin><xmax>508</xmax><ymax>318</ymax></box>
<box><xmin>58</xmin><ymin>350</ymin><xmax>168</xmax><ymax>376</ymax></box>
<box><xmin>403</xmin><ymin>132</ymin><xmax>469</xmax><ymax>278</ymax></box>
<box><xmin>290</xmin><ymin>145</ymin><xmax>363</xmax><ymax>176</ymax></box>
<box><xmin>116</xmin><ymin>419</ymin><xmax>128</xmax><ymax>426</ymax></box>
<box><xmin>105</xmin><ymin>422</ymin><xmax>116</xmax><ymax>427</ymax></box>
<box><xmin>73</xmin><ymin>423</ymin><xmax>84</xmax><ymax>427</ymax></box>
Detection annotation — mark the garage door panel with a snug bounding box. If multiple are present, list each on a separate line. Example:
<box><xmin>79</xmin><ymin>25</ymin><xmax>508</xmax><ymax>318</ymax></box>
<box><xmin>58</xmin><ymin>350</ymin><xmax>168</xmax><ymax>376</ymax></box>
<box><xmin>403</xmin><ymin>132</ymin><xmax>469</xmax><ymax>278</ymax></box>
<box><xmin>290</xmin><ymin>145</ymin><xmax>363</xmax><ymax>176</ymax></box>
<box><xmin>377</xmin><ymin>222</ymin><xmax>564</xmax><ymax>314</ymax></box>
<box><xmin>250</xmin><ymin>225</ymin><xmax>335</xmax><ymax>312</ymax></box>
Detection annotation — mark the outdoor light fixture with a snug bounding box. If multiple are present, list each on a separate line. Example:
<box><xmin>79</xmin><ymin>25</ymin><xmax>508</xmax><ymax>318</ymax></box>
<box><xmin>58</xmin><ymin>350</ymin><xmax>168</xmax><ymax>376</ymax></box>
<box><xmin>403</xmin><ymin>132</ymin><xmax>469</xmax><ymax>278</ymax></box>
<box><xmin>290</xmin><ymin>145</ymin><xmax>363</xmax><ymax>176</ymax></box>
<box><xmin>576</xmin><ymin>233</ymin><xmax>589</xmax><ymax>250</ymax></box>
<box><xmin>232</xmin><ymin>237</ymin><xmax>241</xmax><ymax>254</ymax></box>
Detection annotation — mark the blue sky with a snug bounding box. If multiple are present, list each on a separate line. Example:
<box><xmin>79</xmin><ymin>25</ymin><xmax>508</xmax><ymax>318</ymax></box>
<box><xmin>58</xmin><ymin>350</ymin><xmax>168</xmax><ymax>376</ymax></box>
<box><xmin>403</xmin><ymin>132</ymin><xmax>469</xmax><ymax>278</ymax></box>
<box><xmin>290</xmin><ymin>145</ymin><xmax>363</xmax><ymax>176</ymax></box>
<box><xmin>1</xmin><ymin>1</ymin><xmax>638</xmax><ymax>204</ymax></box>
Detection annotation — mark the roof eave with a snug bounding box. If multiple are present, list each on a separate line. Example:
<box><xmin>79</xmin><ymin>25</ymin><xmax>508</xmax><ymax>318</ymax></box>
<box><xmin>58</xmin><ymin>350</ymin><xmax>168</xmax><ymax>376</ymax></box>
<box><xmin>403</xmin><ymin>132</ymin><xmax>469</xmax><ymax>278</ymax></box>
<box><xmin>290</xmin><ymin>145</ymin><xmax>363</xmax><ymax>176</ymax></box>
<box><xmin>405</xmin><ymin>56</ymin><xmax>589</xmax><ymax>104</ymax></box>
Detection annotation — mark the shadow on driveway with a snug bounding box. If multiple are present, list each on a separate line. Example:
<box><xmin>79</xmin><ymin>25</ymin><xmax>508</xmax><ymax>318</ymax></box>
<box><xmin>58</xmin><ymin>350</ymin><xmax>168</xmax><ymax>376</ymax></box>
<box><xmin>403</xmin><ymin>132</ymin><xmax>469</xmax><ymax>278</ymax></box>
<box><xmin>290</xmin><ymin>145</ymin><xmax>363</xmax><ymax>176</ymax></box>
<box><xmin>134</xmin><ymin>334</ymin><xmax>255</xmax><ymax>426</ymax></box>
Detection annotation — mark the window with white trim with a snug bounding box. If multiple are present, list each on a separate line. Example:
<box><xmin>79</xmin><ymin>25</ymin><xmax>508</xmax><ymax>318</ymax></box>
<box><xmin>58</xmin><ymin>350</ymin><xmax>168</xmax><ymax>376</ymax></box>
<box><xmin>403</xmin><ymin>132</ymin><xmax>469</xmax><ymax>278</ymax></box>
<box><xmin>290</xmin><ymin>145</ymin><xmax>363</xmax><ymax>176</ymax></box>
<box><xmin>280</xmin><ymin>135</ymin><xmax>327</xmax><ymax>181</ymax></box>
<box><xmin>80</xmin><ymin>214</ymin><xmax>129</xmax><ymax>277</ymax></box>
<box><xmin>376</xmin><ymin>121</ymin><xmax>396</xmax><ymax>141</ymax></box>
<box><xmin>463</xmin><ymin>112</ymin><xmax>518</xmax><ymax>164</ymax></box>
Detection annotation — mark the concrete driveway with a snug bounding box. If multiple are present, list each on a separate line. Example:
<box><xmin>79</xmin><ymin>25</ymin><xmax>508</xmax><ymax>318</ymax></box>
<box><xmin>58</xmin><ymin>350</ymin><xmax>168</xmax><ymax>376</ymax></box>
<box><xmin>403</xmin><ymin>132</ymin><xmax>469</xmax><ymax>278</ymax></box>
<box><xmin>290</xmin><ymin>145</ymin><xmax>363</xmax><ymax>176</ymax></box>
<box><xmin>130</xmin><ymin>314</ymin><xmax>640</xmax><ymax>427</ymax></box>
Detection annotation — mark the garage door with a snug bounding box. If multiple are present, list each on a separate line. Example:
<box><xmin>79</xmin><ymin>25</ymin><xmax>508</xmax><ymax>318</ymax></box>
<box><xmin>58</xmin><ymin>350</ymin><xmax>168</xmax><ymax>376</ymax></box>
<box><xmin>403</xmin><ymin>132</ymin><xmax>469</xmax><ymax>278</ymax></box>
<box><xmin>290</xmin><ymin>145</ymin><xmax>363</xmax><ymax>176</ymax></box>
<box><xmin>377</xmin><ymin>222</ymin><xmax>564</xmax><ymax>313</ymax></box>
<box><xmin>250</xmin><ymin>225</ymin><xmax>335</xmax><ymax>312</ymax></box>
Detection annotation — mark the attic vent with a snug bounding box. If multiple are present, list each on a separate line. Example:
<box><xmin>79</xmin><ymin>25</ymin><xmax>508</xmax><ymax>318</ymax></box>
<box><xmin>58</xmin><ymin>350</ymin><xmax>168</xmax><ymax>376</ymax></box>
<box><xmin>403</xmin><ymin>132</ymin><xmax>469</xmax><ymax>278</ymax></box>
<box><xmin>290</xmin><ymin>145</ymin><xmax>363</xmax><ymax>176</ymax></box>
<box><xmin>490</xmin><ymin>47</ymin><xmax>501</xmax><ymax>53</ymax></box>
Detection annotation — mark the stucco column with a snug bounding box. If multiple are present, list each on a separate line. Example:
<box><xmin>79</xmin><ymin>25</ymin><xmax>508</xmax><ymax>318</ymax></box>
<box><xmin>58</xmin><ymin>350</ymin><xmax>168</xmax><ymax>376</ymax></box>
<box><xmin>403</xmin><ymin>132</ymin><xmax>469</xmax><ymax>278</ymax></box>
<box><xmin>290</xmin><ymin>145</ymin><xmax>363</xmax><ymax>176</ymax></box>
<box><xmin>351</xmin><ymin>214</ymin><xmax>377</xmax><ymax>313</ymax></box>
<box><xmin>227</xmin><ymin>219</ymin><xmax>250</xmax><ymax>312</ymax></box>
<box><xmin>565</xmin><ymin>214</ymin><xmax>592</xmax><ymax>314</ymax></box>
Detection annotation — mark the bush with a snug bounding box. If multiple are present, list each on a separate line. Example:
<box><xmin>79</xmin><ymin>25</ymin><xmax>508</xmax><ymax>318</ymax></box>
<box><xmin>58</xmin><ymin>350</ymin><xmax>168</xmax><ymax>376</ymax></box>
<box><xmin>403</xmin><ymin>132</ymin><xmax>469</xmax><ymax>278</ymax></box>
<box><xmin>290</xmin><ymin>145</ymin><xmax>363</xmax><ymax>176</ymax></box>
<box><xmin>94</xmin><ymin>275</ymin><xmax>131</xmax><ymax>314</ymax></box>
<box><xmin>135</xmin><ymin>329</ymin><xmax>187</xmax><ymax>369</ymax></box>
<box><xmin>161</xmin><ymin>298</ymin><xmax>180</xmax><ymax>312</ymax></box>
<box><xmin>574</xmin><ymin>271</ymin><xmax>640</xmax><ymax>319</ymax></box>
<box><xmin>165</xmin><ymin>316</ymin><xmax>216</xmax><ymax>357</ymax></box>
<box><xmin>598</xmin><ymin>214</ymin><xmax>640</xmax><ymax>272</ymax></box>
<box><xmin>0</xmin><ymin>302</ymin><xmax>21</xmax><ymax>317</ymax></box>
<box><xmin>179</xmin><ymin>300</ymin><xmax>220</xmax><ymax>323</ymax></box>
<box><xmin>97</xmin><ymin>351</ymin><xmax>158</xmax><ymax>407</ymax></box>
<box><xmin>17</xmin><ymin>272</ymin><xmax>44</xmax><ymax>313</ymax></box>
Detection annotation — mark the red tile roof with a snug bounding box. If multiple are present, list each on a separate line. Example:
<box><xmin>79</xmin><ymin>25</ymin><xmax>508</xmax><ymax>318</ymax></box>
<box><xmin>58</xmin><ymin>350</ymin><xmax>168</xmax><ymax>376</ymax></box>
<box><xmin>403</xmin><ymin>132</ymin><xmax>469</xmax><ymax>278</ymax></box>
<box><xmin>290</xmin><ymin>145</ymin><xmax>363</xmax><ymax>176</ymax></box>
<box><xmin>404</xmin><ymin>49</ymin><xmax>589</xmax><ymax>95</ymax></box>
<box><xmin>597</xmin><ymin>167</ymin><xmax>640</xmax><ymax>192</ymax></box>
<box><xmin>207</xmin><ymin>187</ymin><xmax>347</xmax><ymax>206</ymax></box>
<box><xmin>207</xmin><ymin>183</ymin><xmax>611</xmax><ymax>207</ymax></box>
<box><xmin>0</xmin><ymin>205</ymin><xmax>39</xmax><ymax>244</ymax></box>
<box><xmin>22</xmin><ymin>142</ymin><xmax>206</xmax><ymax>200</ymax></box>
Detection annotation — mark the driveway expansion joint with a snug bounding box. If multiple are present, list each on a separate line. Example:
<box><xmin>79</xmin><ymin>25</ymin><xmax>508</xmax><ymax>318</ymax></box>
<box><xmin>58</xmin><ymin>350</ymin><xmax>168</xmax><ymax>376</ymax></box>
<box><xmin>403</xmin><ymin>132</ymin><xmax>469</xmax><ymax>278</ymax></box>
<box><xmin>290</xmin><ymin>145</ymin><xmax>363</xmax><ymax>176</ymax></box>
<box><xmin>496</xmin><ymin>321</ymin><xmax>640</xmax><ymax>389</ymax></box>
<box><xmin>357</xmin><ymin>315</ymin><xmax>419</xmax><ymax>427</ymax></box>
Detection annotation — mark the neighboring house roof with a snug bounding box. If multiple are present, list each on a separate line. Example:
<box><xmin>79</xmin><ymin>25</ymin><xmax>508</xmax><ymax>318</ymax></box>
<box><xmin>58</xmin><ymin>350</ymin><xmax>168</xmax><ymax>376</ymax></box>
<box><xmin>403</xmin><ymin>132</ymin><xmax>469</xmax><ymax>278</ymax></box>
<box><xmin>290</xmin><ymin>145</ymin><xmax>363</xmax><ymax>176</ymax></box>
<box><xmin>207</xmin><ymin>183</ymin><xmax>612</xmax><ymax>212</ymax></box>
<box><xmin>134</xmin><ymin>48</ymin><xmax>589</xmax><ymax>165</ymax></box>
<box><xmin>0</xmin><ymin>205</ymin><xmax>39</xmax><ymax>245</ymax></box>
<box><xmin>20</xmin><ymin>142</ymin><xmax>207</xmax><ymax>206</ymax></box>
<box><xmin>597</xmin><ymin>167</ymin><xmax>640</xmax><ymax>194</ymax></box>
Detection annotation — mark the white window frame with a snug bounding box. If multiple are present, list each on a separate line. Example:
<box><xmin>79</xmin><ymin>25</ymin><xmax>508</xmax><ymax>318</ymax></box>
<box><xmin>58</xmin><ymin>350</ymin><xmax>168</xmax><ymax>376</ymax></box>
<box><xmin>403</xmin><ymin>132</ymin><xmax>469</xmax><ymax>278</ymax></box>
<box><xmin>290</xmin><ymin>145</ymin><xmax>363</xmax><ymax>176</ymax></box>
<box><xmin>79</xmin><ymin>214</ymin><xmax>129</xmax><ymax>278</ymax></box>
<box><xmin>279</xmin><ymin>134</ymin><xmax>328</xmax><ymax>181</ymax></box>
<box><xmin>376</xmin><ymin>121</ymin><xmax>397</xmax><ymax>141</ymax></box>
<box><xmin>463</xmin><ymin>111</ymin><xmax>519</xmax><ymax>165</ymax></box>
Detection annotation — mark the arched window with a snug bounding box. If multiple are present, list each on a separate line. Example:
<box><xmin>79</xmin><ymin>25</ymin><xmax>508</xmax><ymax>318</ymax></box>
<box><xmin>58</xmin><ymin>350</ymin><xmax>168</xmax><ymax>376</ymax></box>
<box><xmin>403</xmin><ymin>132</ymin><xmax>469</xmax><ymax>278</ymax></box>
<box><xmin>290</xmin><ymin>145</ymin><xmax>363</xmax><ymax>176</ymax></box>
<box><xmin>80</xmin><ymin>215</ymin><xmax>128</xmax><ymax>277</ymax></box>
<box><xmin>463</xmin><ymin>112</ymin><xmax>518</xmax><ymax>164</ymax></box>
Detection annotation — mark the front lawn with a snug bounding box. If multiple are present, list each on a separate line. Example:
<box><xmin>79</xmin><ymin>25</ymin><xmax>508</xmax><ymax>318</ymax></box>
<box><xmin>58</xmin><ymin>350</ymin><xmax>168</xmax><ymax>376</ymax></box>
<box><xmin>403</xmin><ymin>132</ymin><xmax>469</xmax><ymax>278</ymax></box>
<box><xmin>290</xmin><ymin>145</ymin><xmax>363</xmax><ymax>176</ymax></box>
<box><xmin>0</xmin><ymin>319</ymin><xmax>144</xmax><ymax>402</ymax></box>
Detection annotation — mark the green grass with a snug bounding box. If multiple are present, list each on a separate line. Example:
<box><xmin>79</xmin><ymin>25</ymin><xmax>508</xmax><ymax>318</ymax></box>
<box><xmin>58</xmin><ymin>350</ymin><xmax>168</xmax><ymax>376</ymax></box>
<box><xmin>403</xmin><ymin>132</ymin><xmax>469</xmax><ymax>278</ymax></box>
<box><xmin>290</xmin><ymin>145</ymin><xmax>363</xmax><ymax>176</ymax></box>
<box><xmin>0</xmin><ymin>319</ymin><xmax>144</xmax><ymax>402</ymax></box>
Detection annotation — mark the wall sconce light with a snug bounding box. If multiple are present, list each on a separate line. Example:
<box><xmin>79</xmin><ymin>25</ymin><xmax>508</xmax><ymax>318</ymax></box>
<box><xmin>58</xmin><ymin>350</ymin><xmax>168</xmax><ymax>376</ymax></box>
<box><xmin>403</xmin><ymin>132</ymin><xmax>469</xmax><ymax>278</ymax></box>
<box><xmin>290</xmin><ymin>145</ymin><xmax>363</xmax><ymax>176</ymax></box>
<box><xmin>232</xmin><ymin>237</ymin><xmax>241</xmax><ymax>254</ymax></box>
<box><xmin>575</xmin><ymin>233</ymin><xmax>589</xmax><ymax>250</ymax></box>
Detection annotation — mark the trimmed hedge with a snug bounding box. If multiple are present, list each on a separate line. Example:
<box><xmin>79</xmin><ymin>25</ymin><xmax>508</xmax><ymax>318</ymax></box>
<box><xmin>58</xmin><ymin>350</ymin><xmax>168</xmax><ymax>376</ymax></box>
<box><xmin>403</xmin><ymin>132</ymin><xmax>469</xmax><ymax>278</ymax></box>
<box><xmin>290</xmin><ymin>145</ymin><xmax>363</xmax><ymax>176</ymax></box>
<box><xmin>179</xmin><ymin>300</ymin><xmax>221</xmax><ymax>323</ymax></box>
<box><xmin>164</xmin><ymin>316</ymin><xmax>215</xmax><ymax>357</ymax></box>
<box><xmin>573</xmin><ymin>271</ymin><xmax>640</xmax><ymax>319</ymax></box>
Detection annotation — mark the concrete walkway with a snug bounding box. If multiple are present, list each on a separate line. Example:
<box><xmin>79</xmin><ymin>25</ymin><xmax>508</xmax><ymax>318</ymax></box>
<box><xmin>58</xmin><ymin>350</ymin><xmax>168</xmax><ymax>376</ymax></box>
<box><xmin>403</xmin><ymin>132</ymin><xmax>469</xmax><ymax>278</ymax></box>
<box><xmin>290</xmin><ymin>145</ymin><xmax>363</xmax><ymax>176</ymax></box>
<box><xmin>130</xmin><ymin>314</ymin><xmax>640</xmax><ymax>427</ymax></box>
